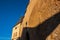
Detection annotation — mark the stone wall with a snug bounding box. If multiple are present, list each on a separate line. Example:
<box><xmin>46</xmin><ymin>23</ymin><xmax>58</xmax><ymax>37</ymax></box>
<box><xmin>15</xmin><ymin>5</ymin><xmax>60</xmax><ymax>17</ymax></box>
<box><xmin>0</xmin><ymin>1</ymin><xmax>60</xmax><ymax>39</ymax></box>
<box><xmin>22</xmin><ymin>0</ymin><xmax>60</xmax><ymax>40</ymax></box>
<box><xmin>28</xmin><ymin>0</ymin><xmax>60</xmax><ymax>27</ymax></box>
<box><xmin>11</xmin><ymin>0</ymin><xmax>60</xmax><ymax>40</ymax></box>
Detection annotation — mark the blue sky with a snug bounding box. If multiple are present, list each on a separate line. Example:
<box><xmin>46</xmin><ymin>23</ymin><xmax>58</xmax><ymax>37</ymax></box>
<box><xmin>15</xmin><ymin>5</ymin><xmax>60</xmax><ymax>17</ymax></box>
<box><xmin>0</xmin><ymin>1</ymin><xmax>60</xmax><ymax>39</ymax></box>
<box><xmin>0</xmin><ymin>0</ymin><xmax>29</xmax><ymax>40</ymax></box>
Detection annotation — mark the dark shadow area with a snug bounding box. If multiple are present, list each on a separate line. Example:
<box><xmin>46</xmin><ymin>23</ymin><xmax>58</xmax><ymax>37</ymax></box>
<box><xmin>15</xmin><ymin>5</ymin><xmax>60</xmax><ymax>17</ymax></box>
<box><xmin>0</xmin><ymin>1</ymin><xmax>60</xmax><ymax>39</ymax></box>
<box><xmin>17</xmin><ymin>12</ymin><xmax>60</xmax><ymax>40</ymax></box>
<box><xmin>16</xmin><ymin>28</ymin><xmax>30</xmax><ymax>40</ymax></box>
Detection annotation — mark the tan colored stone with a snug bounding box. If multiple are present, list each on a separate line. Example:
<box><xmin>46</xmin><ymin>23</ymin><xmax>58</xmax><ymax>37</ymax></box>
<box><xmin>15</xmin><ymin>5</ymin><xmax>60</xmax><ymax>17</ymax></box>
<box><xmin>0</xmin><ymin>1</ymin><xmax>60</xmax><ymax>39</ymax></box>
<box><xmin>11</xmin><ymin>0</ymin><xmax>60</xmax><ymax>40</ymax></box>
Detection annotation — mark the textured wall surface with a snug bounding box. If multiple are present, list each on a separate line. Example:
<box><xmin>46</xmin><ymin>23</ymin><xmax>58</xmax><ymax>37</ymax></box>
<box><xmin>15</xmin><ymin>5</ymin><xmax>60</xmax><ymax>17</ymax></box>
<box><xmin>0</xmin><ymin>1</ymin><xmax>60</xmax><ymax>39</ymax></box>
<box><xmin>23</xmin><ymin>0</ymin><xmax>60</xmax><ymax>40</ymax></box>
<box><xmin>28</xmin><ymin>0</ymin><xmax>60</xmax><ymax>27</ymax></box>
<box><xmin>11</xmin><ymin>23</ymin><xmax>21</xmax><ymax>40</ymax></box>
<box><xmin>11</xmin><ymin>0</ymin><xmax>60</xmax><ymax>40</ymax></box>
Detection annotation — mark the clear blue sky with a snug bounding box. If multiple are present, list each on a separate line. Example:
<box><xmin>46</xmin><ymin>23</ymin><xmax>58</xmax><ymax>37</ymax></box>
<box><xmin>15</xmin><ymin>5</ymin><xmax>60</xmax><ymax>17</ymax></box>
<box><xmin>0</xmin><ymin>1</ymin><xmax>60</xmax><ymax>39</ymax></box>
<box><xmin>0</xmin><ymin>0</ymin><xmax>29</xmax><ymax>40</ymax></box>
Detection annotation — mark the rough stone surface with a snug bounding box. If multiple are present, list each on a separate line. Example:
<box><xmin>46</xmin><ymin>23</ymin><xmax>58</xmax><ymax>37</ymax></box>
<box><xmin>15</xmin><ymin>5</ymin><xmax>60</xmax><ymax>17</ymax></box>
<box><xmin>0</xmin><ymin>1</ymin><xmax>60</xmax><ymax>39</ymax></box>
<box><xmin>26</xmin><ymin>0</ymin><xmax>60</xmax><ymax>40</ymax></box>
<box><xmin>11</xmin><ymin>0</ymin><xmax>60</xmax><ymax>40</ymax></box>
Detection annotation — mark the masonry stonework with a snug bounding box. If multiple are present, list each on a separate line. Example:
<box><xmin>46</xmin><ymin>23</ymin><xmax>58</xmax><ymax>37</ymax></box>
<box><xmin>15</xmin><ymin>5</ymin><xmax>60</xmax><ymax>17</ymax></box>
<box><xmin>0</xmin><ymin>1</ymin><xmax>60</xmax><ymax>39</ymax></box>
<box><xmin>11</xmin><ymin>0</ymin><xmax>60</xmax><ymax>40</ymax></box>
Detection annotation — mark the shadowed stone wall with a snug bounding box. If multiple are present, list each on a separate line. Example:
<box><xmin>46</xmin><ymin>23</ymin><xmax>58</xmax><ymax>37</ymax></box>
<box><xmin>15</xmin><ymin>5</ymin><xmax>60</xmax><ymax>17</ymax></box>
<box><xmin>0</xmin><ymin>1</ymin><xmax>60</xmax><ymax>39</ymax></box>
<box><xmin>22</xmin><ymin>0</ymin><xmax>60</xmax><ymax>40</ymax></box>
<box><xmin>11</xmin><ymin>0</ymin><xmax>60</xmax><ymax>40</ymax></box>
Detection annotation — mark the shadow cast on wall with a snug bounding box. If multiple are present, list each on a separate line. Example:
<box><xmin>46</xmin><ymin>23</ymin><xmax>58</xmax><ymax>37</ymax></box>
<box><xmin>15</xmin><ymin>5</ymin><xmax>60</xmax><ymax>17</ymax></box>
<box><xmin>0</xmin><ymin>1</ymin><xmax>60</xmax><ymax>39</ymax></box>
<box><xmin>17</xmin><ymin>12</ymin><xmax>60</xmax><ymax>40</ymax></box>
